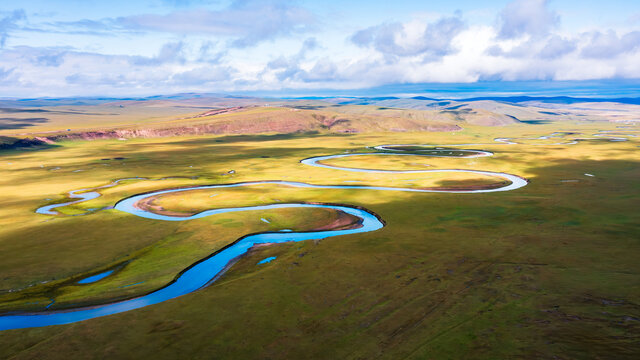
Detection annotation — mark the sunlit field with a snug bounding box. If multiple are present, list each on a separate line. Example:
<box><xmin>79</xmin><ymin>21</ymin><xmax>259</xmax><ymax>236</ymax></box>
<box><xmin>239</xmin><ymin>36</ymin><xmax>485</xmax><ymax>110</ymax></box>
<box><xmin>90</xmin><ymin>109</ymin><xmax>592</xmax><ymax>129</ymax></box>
<box><xmin>0</xmin><ymin>119</ymin><xmax>638</xmax><ymax>359</ymax></box>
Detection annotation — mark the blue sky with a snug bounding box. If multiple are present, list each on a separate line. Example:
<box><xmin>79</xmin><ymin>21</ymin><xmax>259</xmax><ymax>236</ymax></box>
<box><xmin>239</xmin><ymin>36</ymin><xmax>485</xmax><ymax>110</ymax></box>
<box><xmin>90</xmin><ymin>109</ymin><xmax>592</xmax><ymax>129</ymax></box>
<box><xmin>1</xmin><ymin>0</ymin><xmax>639</xmax><ymax>97</ymax></box>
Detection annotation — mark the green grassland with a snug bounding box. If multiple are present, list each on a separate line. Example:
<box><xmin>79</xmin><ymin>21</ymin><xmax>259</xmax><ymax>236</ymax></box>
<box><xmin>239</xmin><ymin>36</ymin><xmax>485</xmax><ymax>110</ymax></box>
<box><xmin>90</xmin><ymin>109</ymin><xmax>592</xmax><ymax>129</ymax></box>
<box><xmin>0</xmin><ymin>119</ymin><xmax>638</xmax><ymax>359</ymax></box>
<box><xmin>0</xmin><ymin>102</ymin><xmax>202</xmax><ymax>135</ymax></box>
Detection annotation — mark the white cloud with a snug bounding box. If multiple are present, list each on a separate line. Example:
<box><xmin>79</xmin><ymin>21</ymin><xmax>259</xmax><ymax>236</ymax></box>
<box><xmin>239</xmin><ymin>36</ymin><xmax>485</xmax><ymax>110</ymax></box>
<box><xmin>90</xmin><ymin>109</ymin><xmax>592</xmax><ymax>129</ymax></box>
<box><xmin>581</xmin><ymin>30</ymin><xmax>640</xmax><ymax>58</ymax></box>
<box><xmin>0</xmin><ymin>9</ymin><xmax>26</xmax><ymax>48</ymax></box>
<box><xmin>0</xmin><ymin>0</ymin><xmax>639</xmax><ymax>96</ymax></box>
<box><xmin>131</xmin><ymin>41</ymin><xmax>186</xmax><ymax>65</ymax></box>
<box><xmin>538</xmin><ymin>36</ymin><xmax>577</xmax><ymax>59</ymax></box>
<box><xmin>350</xmin><ymin>15</ymin><xmax>466</xmax><ymax>58</ymax></box>
<box><xmin>0</xmin><ymin>44</ymin><xmax>238</xmax><ymax>96</ymax></box>
<box><xmin>497</xmin><ymin>0</ymin><xmax>559</xmax><ymax>39</ymax></box>
<box><xmin>117</xmin><ymin>0</ymin><xmax>316</xmax><ymax>48</ymax></box>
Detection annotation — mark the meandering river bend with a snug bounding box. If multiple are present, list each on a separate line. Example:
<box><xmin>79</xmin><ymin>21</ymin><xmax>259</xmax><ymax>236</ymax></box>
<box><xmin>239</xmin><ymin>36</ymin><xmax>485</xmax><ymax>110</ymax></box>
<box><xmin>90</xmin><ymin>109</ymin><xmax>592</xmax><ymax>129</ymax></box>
<box><xmin>0</xmin><ymin>148</ymin><xmax>528</xmax><ymax>330</ymax></box>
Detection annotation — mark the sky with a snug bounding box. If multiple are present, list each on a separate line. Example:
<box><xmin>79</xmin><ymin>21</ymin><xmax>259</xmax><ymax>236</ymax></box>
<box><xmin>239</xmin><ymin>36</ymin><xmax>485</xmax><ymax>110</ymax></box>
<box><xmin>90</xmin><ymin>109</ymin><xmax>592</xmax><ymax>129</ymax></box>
<box><xmin>0</xmin><ymin>0</ymin><xmax>639</xmax><ymax>97</ymax></box>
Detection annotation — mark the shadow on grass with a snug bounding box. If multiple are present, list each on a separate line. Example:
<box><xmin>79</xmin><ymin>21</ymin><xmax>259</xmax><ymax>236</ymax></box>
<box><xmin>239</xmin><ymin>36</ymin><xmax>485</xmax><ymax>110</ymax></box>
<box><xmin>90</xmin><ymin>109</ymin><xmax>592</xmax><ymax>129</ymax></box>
<box><xmin>0</xmin><ymin>107</ymin><xmax>109</xmax><ymax>115</ymax></box>
<box><xmin>0</xmin><ymin>158</ymin><xmax>638</xmax><ymax>359</ymax></box>
<box><xmin>173</xmin><ymin>131</ymin><xmax>353</xmax><ymax>145</ymax></box>
<box><xmin>0</xmin><ymin>117</ymin><xmax>50</xmax><ymax>130</ymax></box>
<box><xmin>519</xmin><ymin>120</ymin><xmax>554</xmax><ymax>124</ymax></box>
<box><xmin>0</xmin><ymin>136</ymin><xmax>60</xmax><ymax>153</ymax></box>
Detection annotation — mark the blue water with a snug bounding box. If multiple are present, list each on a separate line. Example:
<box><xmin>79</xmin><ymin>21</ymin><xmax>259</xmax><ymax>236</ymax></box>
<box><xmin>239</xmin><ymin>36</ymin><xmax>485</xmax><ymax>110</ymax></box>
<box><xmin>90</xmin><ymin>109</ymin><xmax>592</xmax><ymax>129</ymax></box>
<box><xmin>77</xmin><ymin>270</ymin><xmax>115</xmax><ymax>284</ymax></box>
<box><xmin>257</xmin><ymin>257</ymin><xmax>277</xmax><ymax>265</ymax></box>
<box><xmin>36</xmin><ymin>177</ymin><xmax>146</xmax><ymax>215</ymax></box>
<box><xmin>300</xmin><ymin>155</ymin><xmax>528</xmax><ymax>193</ymax></box>
<box><xmin>10</xmin><ymin>151</ymin><xmax>531</xmax><ymax>331</ymax></box>
<box><xmin>371</xmin><ymin>132</ymin><xmax>632</xmax><ymax>149</ymax></box>
<box><xmin>36</xmin><ymin>191</ymin><xmax>101</xmax><ymax>215</ymax></box>
<box><xmin>0</xmin><ymin>190</ymin><xmax>384</xmax><ymax>330</ymax></box>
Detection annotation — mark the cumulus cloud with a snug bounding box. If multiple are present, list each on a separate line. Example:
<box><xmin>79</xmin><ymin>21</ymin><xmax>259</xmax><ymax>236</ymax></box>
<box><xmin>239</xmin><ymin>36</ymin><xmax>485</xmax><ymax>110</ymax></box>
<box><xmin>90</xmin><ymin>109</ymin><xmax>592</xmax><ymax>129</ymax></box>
<box><xmin>581</xmin><ymin>30</ymin><xmax>640</xmax><ymax>58</ymax></box>
<box><xmin>498</xmin><ymin>0</ymin><xmax>559</xmax><ymax>39</ymax></box>
<box><xmin>2</xmin><ymin>0</ymin><xmax>640</xmax><ymax>96</ymax></box>
<box><xmin>487</xmin><ymin>1</ymin><xmax>580</xmax><ymax>61</ymax></box>
<box><xmin>351</xmin><ymin>15</ymin><xmax>465</xmax><ymax>59</ymax></box>
<box><xmin>265</xmin><ymin>55</ymin><xmax>353</xmax><ymax>84</ymax></box>
<box><xmin>488</xmin><ymin>35</ymin><xmax>577</xmax><ymax>59</ymax></box>
<box><xmin>118</xmin><ymin>0</ymin><xmax>315</xmax><ymax>47</ymax></box>
<box><xmin>298</xmin><ymin>58</ymin><xmax>339</xmax><ymax>82</ymax></box>
<box><xmin>263</xmin><ymin>37</ymin><xmax>321</xmax><ymax>81</ymax></box>
<box><xmin>479</xmin><ymin>0</ymin><xmax>640</xmax><ymax>83</ymax></box>
<box><xmin>538</xmin><ymin>35</ymin><xmax>576</xmax><ymax>59</ymax></box>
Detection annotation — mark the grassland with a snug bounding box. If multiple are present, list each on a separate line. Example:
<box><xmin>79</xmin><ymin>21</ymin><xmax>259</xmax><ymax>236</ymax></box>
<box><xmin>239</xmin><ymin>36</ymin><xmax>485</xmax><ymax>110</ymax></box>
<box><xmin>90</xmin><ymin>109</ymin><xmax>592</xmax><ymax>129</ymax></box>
<box><xmin>0</xmin><ymin>115</ymin><xmax>638</xmax><ymax>359</ymax></box>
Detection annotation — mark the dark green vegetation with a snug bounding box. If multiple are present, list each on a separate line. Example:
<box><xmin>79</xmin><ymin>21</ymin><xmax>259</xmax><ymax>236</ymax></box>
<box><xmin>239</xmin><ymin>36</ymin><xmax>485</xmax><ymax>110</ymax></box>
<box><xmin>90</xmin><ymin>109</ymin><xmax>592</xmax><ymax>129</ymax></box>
<box><xmin>0</xmin><ymin>115</ymin><xmax>638</xmax><ymax>359</ymax></box>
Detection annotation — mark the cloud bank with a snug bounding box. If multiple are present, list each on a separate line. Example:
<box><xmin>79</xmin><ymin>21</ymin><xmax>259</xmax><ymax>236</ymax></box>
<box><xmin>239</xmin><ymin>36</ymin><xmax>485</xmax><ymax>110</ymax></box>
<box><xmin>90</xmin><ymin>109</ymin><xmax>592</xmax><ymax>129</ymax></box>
<box><xmin>0</xmin><ymin>0</ymin><xmax>639</xmax><ymax>96</ymax></box>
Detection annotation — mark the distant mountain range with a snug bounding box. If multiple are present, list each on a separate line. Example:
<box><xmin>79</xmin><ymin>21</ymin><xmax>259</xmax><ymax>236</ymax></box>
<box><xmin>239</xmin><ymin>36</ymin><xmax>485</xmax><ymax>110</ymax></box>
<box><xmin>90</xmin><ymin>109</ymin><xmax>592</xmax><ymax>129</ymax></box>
<box><xmin>324</xmin><ymin>95</ymin><xmax>640</xmax><ymax>106</ymax></box>
<box><xmin>1</xmin><ymin>93</ymin><xmax>640</xmax><ymax>108</ymax></box>
<box><xmin>450</xmin><ymin>96</ymin><xmax>640</xmax><ymax>105</ymax></box>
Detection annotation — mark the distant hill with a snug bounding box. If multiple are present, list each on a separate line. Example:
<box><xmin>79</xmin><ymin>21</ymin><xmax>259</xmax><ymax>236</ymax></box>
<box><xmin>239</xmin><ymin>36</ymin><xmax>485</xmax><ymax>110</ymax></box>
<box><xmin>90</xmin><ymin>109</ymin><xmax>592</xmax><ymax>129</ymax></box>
<box><xmin>2</xmin><ymin>93</ymin><xmax>640</xmax><ymax>108</ymax></box>
<box><xmin>2</xmin><ymin>93</ymin><xmax>639</xmax><ymax>140</ymax></box>
<box><xmin>460</xmin><ymin>96</ymin><xmax>640</xmax><ymax>105</ymax></box>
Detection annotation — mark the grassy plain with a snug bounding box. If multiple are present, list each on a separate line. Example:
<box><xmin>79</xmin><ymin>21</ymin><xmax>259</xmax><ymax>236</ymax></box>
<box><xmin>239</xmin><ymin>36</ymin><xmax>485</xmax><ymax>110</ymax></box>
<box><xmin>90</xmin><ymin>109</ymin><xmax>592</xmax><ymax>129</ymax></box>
<box><xmin>0</xmin><ymin>120</ymin><xmax>638</xmax><ymax>359</ymax></box>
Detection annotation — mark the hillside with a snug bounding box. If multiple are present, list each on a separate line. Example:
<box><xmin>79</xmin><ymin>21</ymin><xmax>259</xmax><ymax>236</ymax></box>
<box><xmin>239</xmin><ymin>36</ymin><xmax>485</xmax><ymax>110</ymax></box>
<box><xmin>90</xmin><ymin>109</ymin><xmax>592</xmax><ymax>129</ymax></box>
<box><xmin>3</xmin><ymin>94</ymin><xmax>638</xmax><ymax>145</ymax></box>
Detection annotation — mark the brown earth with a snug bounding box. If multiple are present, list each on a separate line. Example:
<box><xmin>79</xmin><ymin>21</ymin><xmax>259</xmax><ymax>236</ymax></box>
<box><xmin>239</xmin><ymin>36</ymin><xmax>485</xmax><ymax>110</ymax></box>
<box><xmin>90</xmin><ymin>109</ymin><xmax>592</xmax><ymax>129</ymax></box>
<box><xmin>2</xmin><ymin>104</ymin><xmax>529</xmax><ymax>145</ymax></box>
<box><xmin>22</xmin><ymin>107</ymin><xmax>461</xmax><ymax>143</ymax></box>
<box><xmin>134</xmin><ymin>196</ymin><xmax>364</xmax><ymax>231</ymax></box>
<box><xmin>307</xmin><ymin>210</ymin><xmax>363</xmax><ymax>231</ymax></box>
<box><xmin>182</xmin><ymin>106</ymin><xmax>248</xmax><ymax>119</ymax></box>
<box><xmin>133</xmin><ymin>196</ymin><xmax>193</xmax><ymax>217</ymax></box>
<box><xmin>424</xmin><ymin>179</ymin><xmax>514</xmax><ymax>191</ymax></box>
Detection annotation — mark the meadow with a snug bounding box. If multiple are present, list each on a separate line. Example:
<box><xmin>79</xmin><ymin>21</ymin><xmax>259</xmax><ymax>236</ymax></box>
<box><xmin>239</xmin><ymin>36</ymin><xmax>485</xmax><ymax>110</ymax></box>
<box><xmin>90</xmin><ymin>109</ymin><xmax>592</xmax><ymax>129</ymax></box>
<box><xmin>0</xmin><ymin>119</ymin><xmax>638</xmax><ymax>359</ymax></box>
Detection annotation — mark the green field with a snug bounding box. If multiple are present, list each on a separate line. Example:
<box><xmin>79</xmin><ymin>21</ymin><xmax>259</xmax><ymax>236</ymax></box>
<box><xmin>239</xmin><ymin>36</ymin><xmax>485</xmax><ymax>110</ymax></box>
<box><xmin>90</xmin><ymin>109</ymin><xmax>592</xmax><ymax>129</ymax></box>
<box><xmin>0</xmin><ymin>119</ymin><xmax>639</xmax><ymax>359</ymax></box>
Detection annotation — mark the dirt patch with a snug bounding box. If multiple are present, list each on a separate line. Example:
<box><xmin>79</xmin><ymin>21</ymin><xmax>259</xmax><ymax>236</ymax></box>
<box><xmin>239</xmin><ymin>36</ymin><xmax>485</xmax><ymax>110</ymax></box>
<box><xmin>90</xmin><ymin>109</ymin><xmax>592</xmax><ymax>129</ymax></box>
<box><xmin>311</xmin><ymin>211</ymin><xmax>363</xmax><ymax>231</ymax></box>
<box><xmin>134</xmin><ymin>196</ymin><xmax>194</xmax><ymax>217</ymax></box>
<box><xmin>183</xmin><ymin>106</ymin><xmax>247</xmax><ymax>119</ymax></box>
<box><xmin>134</xmin><ymin>196</ymin><xmax>364</xmax><ymax>231</ymax></box>
<box><xmin>426</xmin><ymin>179</ymin><xmax>511</xmax><ymax>191</ymax></box>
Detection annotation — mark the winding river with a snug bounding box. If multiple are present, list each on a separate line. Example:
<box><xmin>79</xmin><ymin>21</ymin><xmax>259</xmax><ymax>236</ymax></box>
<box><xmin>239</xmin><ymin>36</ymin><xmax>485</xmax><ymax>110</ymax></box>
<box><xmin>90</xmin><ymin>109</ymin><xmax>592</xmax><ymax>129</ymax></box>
<box><xmin>0</xmin><ymin>149</ymin><xmax>527</xmax><ymax>330</ymax></box>
<box><xmin>36</xmin><ymin>177</ymin><xmax>146</xmax><ymax>215</ymax></box>
<box><xmin>372</xmin><ymin>130</ymin><xmax>637</xmax><ymax>150</ymax></box>
<box><xmin>36</xmin><ymin>176</ymin><xmax>199</xmax><ymax>216</ymax></box>
<box><xmin>300</xmin><ymin>154</ymin><xmax>527</xmax><ymax>193</ymax></box>
<box><xmin>1</xmin><ymin>198</ymin><xmax>383</xmax><ymax>330</ymax></box>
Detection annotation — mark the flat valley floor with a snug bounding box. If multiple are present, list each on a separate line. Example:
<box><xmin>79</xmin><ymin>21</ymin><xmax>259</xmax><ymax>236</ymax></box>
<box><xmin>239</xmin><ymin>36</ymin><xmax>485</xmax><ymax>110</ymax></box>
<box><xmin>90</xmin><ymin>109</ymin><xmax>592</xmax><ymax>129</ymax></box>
<box><xmin>0</xmin><ymin>122</ymin><xmax>638</xmax><ymax>359</ymax></box>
